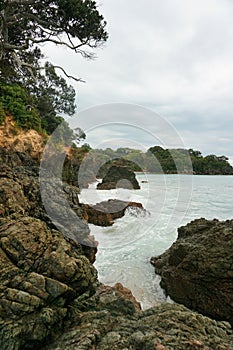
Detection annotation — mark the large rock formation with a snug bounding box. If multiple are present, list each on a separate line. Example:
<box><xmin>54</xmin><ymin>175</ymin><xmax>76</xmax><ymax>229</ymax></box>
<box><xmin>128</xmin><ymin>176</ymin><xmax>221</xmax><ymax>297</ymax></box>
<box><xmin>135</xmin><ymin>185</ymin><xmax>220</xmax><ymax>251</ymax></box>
<box><xmin>1</xmin><ymin>216</ymin><xmax>232</xmax><ymax>350</ymax></box>
<box><xmin>0</xmin><ymin>146</ymin><xmax>97</xmax><ymax>262</ymax></box>
<box><xmin>97</xmin><ymin>165</ymin><xmax>140</xmax><ymax>190</ymax></box>
<box><xmin>24</xmin><ymin>301</ymin><xmax>233</xmax><ymax>350</ymax></box>
<box><xmin>151</xmin><ymin>218</ymin><xmax>233</xmax><ymax>327</ymax></box>
<box><xmin>0</xmin><ymin>215</ymin><xmax>97</xmax><ymax>350</ymax></box>
<box><xmin>81</xmin><ymin>199</ymin><xmax>145</xmax><ymax>226</ymax></box>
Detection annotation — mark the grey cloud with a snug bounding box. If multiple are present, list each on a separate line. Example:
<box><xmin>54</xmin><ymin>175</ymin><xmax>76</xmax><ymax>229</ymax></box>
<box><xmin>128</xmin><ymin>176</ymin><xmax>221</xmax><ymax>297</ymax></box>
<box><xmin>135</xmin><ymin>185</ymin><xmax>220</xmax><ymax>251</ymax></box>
<box><xmin>44</xmin><ymin>0</ymin><xmax>233</xmax><ymax>161</ymax></box>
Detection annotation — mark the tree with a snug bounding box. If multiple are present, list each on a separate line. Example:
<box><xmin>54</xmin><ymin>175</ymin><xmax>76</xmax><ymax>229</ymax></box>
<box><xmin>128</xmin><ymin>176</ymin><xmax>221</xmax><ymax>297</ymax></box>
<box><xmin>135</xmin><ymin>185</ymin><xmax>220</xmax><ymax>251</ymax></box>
<box><xmin>0</xmin><ymin>0</ymin><xmax>108</xmax><ymax>135</ymax></box>
<box><xmin>27</xmin><ymin>62</ymin><xmax>77</xmax><ymax>133</ymax></box>
<box><xmin>0</xmin><ymin>0</ymin><xmax>108</xmax><ymax>80</ymax></box>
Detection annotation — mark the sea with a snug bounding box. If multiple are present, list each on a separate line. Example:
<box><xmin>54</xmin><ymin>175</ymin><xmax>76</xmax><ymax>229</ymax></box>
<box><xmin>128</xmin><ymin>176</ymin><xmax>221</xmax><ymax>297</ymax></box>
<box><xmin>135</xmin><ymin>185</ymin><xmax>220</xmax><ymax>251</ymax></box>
<box><xmin>79</xmin><ymin>174</ymin><xmax>233</xmax><ymax>309</ymax></box>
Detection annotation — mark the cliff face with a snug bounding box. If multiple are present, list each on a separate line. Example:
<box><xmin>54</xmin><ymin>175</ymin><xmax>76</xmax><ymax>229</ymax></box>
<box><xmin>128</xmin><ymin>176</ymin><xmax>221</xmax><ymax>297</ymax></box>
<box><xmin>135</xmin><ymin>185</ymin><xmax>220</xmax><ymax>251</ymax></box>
<box><xmin>1</xmin><ymin>134</ymin><xmax>233</xmax><ymax>348</ymax></box>
<box><xmin>0</xmin><ymin>116</ymin><xmax>46</xmax><ymax>160</ymax></box>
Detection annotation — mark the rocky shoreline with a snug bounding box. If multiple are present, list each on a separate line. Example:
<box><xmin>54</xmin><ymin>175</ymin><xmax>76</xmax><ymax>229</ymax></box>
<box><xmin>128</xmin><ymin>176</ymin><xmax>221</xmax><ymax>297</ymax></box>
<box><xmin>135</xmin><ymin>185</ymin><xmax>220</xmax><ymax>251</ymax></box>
<box><xmin>0</xmin><ymin>146</ymin><xmax>233</xmax><ymax>349</ymax></box>
<box><xmin>151</xmin><ymin>217</ymin><xmax>233</xmax><ymax>328</ymax></box>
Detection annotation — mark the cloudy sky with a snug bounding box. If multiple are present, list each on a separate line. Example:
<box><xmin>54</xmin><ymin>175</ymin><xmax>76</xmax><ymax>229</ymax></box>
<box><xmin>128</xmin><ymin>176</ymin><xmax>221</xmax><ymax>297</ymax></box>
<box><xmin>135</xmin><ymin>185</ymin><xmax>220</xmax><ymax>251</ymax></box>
<box><xmin>45</xmin><ymin>0</ymin><xmax>233</xmax><ymax>162</ymax></box>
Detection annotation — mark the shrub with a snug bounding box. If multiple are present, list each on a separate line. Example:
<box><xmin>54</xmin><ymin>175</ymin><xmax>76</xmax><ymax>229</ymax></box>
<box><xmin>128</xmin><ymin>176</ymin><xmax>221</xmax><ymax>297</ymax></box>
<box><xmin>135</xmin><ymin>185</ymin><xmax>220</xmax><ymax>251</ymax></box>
<box><xmin>0</xmin><ymin>82</ymin><xmax>42</xmax><ymax>132</ymax></box>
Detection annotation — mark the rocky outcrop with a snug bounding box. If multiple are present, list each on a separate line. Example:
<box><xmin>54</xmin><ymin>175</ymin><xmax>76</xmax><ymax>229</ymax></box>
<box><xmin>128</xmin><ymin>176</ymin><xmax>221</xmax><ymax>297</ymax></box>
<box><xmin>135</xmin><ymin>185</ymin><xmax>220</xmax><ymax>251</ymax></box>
<box><xmin>97</xmin><ymin>165</ymin><xmax>140</xmax><ymax>190</ymax></box>
<box><xmin>0</xmin><ymin>146</ymin><xmax>97</xmax><ymax>262</ymax></box>
<box><xmin>81</xmin><ymin>199</ymin><xmax>145</xmax><ymax>226</ymax></box>
<box><xmin>1</xmin><ymin>217</ymin><xmax>232</xmax><ymax>350</ymax></box>
<box><xmin>0</xmin><ymin>213</ymin><xmax>233</xmax><ymax>349</ymax></box>
<box><xmin>151</xmin><ymin>218</ymin><xmax>233</xmax><ymax>327</ymax></box>
<box><xmin>1</xmin><ymin>144</ymin><xmax>233</xmax><ymax>349</ymax></box>
<box><xmin>0</xmin><ymin>215</ymin><xmax>97</xmax><ymax>350</ymax></box>
<box><xmin>44</xmin><ymin>302</ymin><xmax>233</xmax><ymax>350</ymax></box>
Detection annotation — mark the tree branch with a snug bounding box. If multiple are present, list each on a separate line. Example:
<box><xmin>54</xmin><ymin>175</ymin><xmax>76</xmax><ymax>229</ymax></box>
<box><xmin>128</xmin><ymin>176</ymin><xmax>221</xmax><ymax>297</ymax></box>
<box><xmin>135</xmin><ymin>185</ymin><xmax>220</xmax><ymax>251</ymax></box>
<box><xmin>52</xmin><ymin>66</ymin><xmax>85</xmax><ymax>83</ymax></box>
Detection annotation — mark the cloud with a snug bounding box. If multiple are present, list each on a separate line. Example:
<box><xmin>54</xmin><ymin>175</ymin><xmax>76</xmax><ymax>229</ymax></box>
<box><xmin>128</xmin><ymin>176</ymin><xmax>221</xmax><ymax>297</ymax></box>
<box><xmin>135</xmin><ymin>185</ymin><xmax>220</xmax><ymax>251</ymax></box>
<box><xmin>44</xmin><ymin>0</ymin><xmax>233</xmax><ymax>160</ymax></box>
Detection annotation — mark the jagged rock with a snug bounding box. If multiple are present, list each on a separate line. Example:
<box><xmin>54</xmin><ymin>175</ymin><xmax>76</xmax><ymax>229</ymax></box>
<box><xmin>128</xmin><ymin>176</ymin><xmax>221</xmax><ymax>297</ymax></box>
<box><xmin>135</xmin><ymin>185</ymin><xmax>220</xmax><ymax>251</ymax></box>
<box><xmin>1</xmin><ymin>144</ymin><xmax>233</xmax><ymax>349</ymax></box>
<box><xmin>43</xmin><ymin>302</ymin><xmax>233</xmax><ymax>350</ymax></box>
<box><xmin>1</xmin><ymin>215</ymin><xmax>233</xmax><ymax>349</ymax></box>
<box><xmin>151</xmin><ymin>218</ymin><xmax>233</xmax><ymax>326</ymax></box>
<box><xmin>81</xmin><ymin>199</ymin><xmax>145</xmax><ymax>226</ymax></box>
<box><xmin>96</xmin><ymin>282</ymin><xmax>141</xmax><ymax>312</ymax></box>
<box><xmin>0</xmin><ymin>147</ymin><xmax>97</xmax><ymax>261</ymax></box>
<box><xmin>0</xmin><ymin>215</ymin><xmax>97</xmax><ymax>350</ymax></box>
<box><xmin>97</xmin><ymin>165</ymin><xmax>140</xmax><ymax>190</ymax></box>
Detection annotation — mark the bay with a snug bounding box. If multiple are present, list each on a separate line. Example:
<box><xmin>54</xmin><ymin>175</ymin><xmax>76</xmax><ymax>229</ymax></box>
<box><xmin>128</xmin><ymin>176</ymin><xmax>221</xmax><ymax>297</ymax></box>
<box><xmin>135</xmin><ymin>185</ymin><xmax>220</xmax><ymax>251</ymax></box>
<box><xmin>80</xmin><ymin>174</ymin><xmax>233</xmax><ymax>309</ymax></box>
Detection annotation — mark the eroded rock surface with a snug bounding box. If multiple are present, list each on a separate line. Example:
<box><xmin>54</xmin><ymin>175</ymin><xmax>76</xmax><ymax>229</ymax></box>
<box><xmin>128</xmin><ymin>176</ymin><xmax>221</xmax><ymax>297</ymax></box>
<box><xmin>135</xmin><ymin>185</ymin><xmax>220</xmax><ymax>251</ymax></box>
<box><xmin>44</xmin><ymin>302</ymin><xmax>233</xmax><ymax>350</ymax></box>
<box><xmin>0</xmin><ymin>215</ymin><xmax>97</xmax><ymax>350</ymax></box>
<box><xmin>151</xmin><ymin>218</ymin><xmax>233</xmax><ymax>327</ymax></box>
<box><xmin>0</xmin><ymin>215</ymin><xmax>233</xmax><ymax>350</ymax></box>
<box><xmin>97</xmin><ymin>165</ymin><xmax>140</xmax><ymax>190</ymax></box>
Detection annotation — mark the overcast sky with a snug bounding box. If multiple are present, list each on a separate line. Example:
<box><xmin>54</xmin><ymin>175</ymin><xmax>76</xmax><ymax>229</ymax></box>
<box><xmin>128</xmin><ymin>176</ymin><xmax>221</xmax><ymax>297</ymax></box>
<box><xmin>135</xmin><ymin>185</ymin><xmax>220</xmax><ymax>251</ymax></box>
<box><xmin>44</xmin><ymin>0</ymin><xmax>233</xmax><ymax>163</ymax></box>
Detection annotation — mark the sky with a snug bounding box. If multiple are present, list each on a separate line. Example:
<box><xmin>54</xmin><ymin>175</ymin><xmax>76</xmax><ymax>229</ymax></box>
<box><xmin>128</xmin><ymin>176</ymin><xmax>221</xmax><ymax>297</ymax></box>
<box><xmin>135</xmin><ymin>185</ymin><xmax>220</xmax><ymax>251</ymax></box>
<box><xmin>44</xmin><ymin>0</ymin><xmax>233</xmax><ymax>163</ymax></box>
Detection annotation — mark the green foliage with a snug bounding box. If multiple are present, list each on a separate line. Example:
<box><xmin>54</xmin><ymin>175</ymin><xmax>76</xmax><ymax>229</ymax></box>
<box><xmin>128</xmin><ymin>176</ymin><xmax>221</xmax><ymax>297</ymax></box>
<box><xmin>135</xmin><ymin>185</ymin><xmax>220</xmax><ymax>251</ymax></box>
<box><xmin>0</xmin><ymin>0</ymin><xmax>108</xmax><ymax>80</ymax></box>
<box><xmin>0</xmin><ymin>82</ymin><xmax>42</xmax><ymax>131</ymax></box>
<box><xmin>56</xmin><ymin>145</ymin><xmax>233</xmax><ymax>184</ymax></box>
<box><xmin>148</xmin><ymin>146</ymin><xmax>233</xmax><ymax>175</ymax></box>
<box><xmin>97</xmin><ymin>158</ymin><xmax>142</xmax><ymax>178</ymax></box>
<box><xmin>30</xmin><ymin>63</ymin><xmax>77</xmax><ymax>121</ymax></box>
<box><xmin>0</xmin><ymin>1</ymin><xmax>108</xmax><ymax>138</ymax></box>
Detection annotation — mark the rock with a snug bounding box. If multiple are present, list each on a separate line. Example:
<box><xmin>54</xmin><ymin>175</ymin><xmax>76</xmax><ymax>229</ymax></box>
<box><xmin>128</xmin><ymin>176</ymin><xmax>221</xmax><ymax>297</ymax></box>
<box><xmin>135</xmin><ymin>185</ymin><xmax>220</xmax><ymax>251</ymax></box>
<box><xmin>43</xmin><ymin>303</ymin><xmax>233</xmax><ymax>350</ymax></box>
<box><xmin>151</xmin><ymin>218</ymin><xmax>233</xmax><ymax>326</ymax></box>
<box><xmin>0</xmin><ymin>215</ymin><xmax>97</xmax><ymax>350</ymax></box>
<box><xmin>1</xmin><ymin>144</ymin><xmax>233</xmax><ymax>349</ymax></box>
<box><xmin>81</xmin><ymin>199</ymin><xmax>145</xmax><ymax>226</ymax></box>
<box><xmin>97</xmin><ymin>165</ymin><xmax>140</xmax><ymax>190</ymax></box>
<box><xmin>0</xmin><ymin>115</ymin><xmax>46</xmax><ymax>160</ymax></box>
<box><xmin>97</xmin><ymin>282</ymin><xmax>141</xmax><ymax>312</ymax></box>
<box><xmin>0</xmin><ymin>146</ymin><xmax>97</xmax><ymax>261</ymax></box>
<box><xmin>1</xmin><ymin>215</ymin><xmax>233</xmax><ymax>349</ymax></box>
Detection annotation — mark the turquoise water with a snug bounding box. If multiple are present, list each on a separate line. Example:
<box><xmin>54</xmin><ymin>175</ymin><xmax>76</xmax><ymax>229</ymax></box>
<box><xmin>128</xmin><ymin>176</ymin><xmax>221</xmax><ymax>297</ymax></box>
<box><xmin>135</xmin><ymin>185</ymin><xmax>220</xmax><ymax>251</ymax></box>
<box><xmin>80</xmin><ymin>174</ymin><xmax>233</xmax><ymax>308</ymax></box>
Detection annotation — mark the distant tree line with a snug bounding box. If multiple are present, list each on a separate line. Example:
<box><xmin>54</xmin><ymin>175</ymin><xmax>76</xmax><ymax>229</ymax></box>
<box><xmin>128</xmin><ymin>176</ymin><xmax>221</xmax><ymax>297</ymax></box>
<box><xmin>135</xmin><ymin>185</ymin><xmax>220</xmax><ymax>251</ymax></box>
<box><xmin>75</xmin><ymin>145</ymin><xmax>233</xmax><ymax>177</ymax></box>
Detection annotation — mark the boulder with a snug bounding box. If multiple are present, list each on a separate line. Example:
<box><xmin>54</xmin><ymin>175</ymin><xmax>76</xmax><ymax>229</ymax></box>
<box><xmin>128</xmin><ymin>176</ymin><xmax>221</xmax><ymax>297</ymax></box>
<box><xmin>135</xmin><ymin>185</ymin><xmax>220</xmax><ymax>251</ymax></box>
<box><xmin>81</xmin><ymin>199</ymin><xmax>145</xmax><ymax>226</ymax></box>
<box><xmin>97</xmin><ymin>165</ymin><xmax>140</xmax><ymax>190</ymax></box>
<box><xmin>151</xmin><ymin>218</ymin><xmax>233</xmax><ymax>326</ymax></box>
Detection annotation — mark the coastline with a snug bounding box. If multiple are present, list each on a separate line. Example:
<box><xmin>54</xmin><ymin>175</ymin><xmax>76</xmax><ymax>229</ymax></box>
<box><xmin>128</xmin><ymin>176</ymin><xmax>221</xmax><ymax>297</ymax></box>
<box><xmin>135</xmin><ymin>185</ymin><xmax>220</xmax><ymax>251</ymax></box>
<box><xmin>0</xmin><ymin>143</ymin><xmax>233</xmax><ymax>349</ymax></box>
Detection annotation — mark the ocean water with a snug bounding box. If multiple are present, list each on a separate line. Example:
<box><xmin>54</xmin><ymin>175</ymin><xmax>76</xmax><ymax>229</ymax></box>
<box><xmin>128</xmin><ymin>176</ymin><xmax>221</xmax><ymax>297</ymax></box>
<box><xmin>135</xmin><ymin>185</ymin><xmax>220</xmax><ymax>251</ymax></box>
<box><xmin>79</xmin><ymin>174</ymin><xmax>233</xmax><ymax>309</ymax></box>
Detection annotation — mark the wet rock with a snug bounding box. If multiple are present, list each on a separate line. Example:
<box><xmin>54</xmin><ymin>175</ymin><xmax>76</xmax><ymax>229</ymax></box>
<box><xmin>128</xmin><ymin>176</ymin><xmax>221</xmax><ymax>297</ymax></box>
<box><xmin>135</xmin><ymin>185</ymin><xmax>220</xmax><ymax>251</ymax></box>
<box><xmin>97</xmin><ymin>165</ymin><xmax>140</xmax><ymax>190</ymax></box>
<box><xmin>81</xmin><ymin>199</ymin><xmax>145</xmax><ymax>226</ymax></box>
<box><xmin>151</xmin><ymin>218</ymin><xmax>233</xmax><ymax>326</ymax></box>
